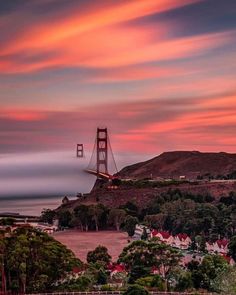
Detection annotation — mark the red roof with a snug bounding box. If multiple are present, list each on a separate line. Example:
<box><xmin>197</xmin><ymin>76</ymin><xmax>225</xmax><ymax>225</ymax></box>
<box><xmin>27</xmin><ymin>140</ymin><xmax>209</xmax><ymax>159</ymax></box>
<box><xmin>151</xmin><ymin>230</ymin><xmax>170</xmax><ymax>239</ymax></box>
<box><xmin>107</xmin><ymin>262</ymin><xmax>114</xmax><ymax>271</ymax></box>
<box><xmin>151</xmin><ymin>229</ymin><xmax>159</xmax><ymax>237</ymax></box>
<box><xmin>113</xmin><ymin>264</ymin><xmax>126</xmax><ymax>272</ymax></box>
<box><xmin>109</xmin><ymin>263</ymin><xmax>126</xmax><ymax>273</ymax></box>
<box><xmin>216</xmin><ymin>239</ymin><xmax>228</xmax><ymax>248</ymax></box>
<box><xmin>159</xmin><ymin>231</ymin><xmax>171</xmax><ymax>239</ymax></box>
<box><xmin>177</xmin><ymin>233</ymin><xmax>189</xmax><ymax>241</ymax></box>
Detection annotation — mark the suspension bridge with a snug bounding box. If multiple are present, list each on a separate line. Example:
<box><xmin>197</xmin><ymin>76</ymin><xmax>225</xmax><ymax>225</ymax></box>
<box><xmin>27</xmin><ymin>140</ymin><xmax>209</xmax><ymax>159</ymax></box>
<box><xmin>85</xmin><ymin>128</ymin><xmax>118</xmax><ymax>180</ymax></box>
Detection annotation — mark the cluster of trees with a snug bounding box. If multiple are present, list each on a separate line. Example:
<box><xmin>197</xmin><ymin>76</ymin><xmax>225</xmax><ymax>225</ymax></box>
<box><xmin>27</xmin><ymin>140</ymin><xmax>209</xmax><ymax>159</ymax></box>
<box><xmin>197</xmin><ymin>170</ymin><xmax>236</xmax><ymax>180</ymax></box>
<box><xmin>2</xmin><ymin>226</ymin><xmax>236</xmax><ymax>293</ymax></box>
<box><xmin>142</xmin><ymin>189</ymin><xmax>236</xmax><ymax>240</ymax></box>
<box><xmin>41</xmin><ymin>189</ymin><xmax>236</xmax><ymax>242</ymax></box>
<box><xmin>122</xmin><ymin>179</ymin><xmax>189</xmax><ymax>189</ymax></box>
<box><xmin>0</xmin><ymin>227</ymin><xmax>81</xmax><ymax>293</ymax></box>
<box><xmin>41</xmin><ymin>202</ymin><xmax>139</xmax><ymax>237</ymax></box>
<box><xmin>64</xmin><ymin>238</ymin><xmax>236</xmax><ymax>294</ymax></box>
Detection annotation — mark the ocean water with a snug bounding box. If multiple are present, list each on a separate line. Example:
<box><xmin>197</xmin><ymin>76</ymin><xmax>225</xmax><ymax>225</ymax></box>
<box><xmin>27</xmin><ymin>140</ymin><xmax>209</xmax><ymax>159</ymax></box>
<box><xmin>0</xmin><ymin>195</ymin><xmax>65</xmax><ymax>216</ymax></box>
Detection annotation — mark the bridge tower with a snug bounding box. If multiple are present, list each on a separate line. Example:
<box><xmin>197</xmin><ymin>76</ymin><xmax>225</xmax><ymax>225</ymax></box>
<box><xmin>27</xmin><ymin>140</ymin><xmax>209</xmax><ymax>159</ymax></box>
<box><xmin>85</xmin><ymin>127</ymin><xmax>118</xmax><ymax>179</ymax></box>
<box><xmin>76</xmin><ymin>144</ymin><xmax>84</xmax><ymax>158</ymax></box>
<box><xmin>96</xmin><ymin>128</ymin><xmax>108</xmax><ymax>175</ymax></box>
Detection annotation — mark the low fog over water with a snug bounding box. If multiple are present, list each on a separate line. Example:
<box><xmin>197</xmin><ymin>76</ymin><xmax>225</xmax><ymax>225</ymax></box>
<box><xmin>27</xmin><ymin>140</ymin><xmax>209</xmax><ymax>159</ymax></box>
<box><xmin>0</xmin><ymin>151</ymin><xmax>95</xmax><ymax>215</ymax></box>
<box><xmin>0</xmin><ymin>150</ymin><xmax>150</xmax><ymax>215</ymax></box>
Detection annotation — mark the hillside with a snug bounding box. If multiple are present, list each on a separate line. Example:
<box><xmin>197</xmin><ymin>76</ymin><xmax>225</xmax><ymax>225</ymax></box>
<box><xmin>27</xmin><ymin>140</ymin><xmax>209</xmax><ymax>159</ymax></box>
<box><xmin>117</xmin><ymin>151</ymin><xmax>236</xmax><ymax>179</ymax></box>
<box><xmin>57</xmin><ymin>151</ymin><xmax>236</xmax><ymax>211</ymax></box>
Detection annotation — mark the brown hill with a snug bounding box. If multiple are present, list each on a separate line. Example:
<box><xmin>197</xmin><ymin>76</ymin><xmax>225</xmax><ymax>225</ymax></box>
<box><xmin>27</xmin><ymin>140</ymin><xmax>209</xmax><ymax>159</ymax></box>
<box><xmin>118</xmin><ymin>151</ymin><xmax>236</xmax><ymax>179</ymax></box>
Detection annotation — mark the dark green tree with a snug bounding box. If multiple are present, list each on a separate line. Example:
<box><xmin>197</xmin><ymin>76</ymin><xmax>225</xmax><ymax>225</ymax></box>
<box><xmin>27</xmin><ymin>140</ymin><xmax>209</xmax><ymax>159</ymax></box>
<box><xmin>58</xmin><ymin>210</ymin><xmax>72</xmax><ymax>228</ymax></box>
<box><xmin>40</xmin><ymin>209</ymin><xmax>56</xmax><ymax>224</ymax></box>
<box><xmin>188</xmin><ymin>254</ymin><xmax>228</xmax><ymax>291</ymax></box>
<box><xmin>1</xmin><ymin>227</ymin><xmax>81</xmax><ymax>293</ymax></box>
<box><xmin>89</xmin><ymin>204</ymin><xmax>104</xmax><ymax>231</ymax></box>
<box><xmin>141</xmin><ymin>227</ymin><xmax>148</xmax><ymax>240</ymax></box>
<box><xmin>74</xmin><ymin>205</ymin><xmax>91</xmax><ymax>231</ymax></box>
<box><xmin>123</xmin><ymin>284</ymin><xmax>149</xmax><ymax>295</ymax></box>
<box><xmin>108</xmin><ymin>208</ymin><xmax>126</xmax><ymax>231</ymax></box>
<box><xmin>0</xmin><ymin>217</ymin><xmax>16</xmax><ymax>226</ymax></box>
<box><xmin>97</xmin><ymin>268</ymin><xmax>107</xmax><ymax>285</ymax></box>
<box><xmin>228</xmin><ymin>235</ymin><xmax>236</xmax><ymax>261</ymax></box>
<box><xmin>87</xmin><ymin>245</ymin><xmax>111</xmax><ymax>265</ymax></box>
<box><xmin>119</xmin><ymin>239</ymin><xmax>181</xmax><ymax>290</ymax></box>
<box><xmin>124</xmin><ymin>216</ymin><xmax>138</xmax><ymax>237</ymax></box>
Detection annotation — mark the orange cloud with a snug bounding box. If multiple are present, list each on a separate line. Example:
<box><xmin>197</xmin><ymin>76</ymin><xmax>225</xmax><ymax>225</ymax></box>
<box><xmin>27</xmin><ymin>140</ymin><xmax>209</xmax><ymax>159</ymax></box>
<box><xmin>132</xmin><ymin>93</ymin><xmax>236</xmax><ymax>135</ymax></box>
<box><xmin>1</xmin><ymin>0</ymin><xmax>200</xmax><ymax>55</ymax></box>
<box><xmin>2</xmin><ymin>0</ymin><xmax>221</xmax><ymax>75</ymax></box>
<box><xmin>0</xmin><ymin>110</ymin><xmax>47</xmax><ymax>121</ymax></box>
<box><xmin>1</xmin><ymin>27</ymin><xmax>232</xmax><ymax>75</ymax></box>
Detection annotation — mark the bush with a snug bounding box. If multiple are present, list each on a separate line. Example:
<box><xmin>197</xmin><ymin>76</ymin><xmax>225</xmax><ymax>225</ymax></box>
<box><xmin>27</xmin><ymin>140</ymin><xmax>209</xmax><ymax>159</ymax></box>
<box><xmin>136</xmin><ymin>275</ymin><xmax>164</xmax><ymax>290</ymax></box>
<box><xmin>124</xmin><ymin>284</ymin><xmax>150</xmax><ymax>295</ymax></box>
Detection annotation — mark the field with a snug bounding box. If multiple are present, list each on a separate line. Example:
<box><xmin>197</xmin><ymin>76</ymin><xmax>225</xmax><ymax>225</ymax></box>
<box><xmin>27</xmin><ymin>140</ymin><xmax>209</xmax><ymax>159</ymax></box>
<box><xmin>53</xmin><ymin>230</ymin><xmax>129</xmax><ymax>262</ymax></box>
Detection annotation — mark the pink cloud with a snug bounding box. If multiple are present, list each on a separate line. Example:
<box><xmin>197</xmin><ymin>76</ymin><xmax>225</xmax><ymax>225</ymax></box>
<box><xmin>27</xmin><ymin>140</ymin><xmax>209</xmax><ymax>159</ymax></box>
<box><xmin>0</xmin><ymin>92</ymin><xmax>235</xmax><ymax>154</ymax></box>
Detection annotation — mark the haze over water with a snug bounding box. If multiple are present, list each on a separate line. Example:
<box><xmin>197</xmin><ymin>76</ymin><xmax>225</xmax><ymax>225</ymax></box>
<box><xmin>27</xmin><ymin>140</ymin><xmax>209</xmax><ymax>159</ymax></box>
<box><xmin>0</xmin><ymin>150</ymin><xmax>149</xmax><ymax>215</ymax></box>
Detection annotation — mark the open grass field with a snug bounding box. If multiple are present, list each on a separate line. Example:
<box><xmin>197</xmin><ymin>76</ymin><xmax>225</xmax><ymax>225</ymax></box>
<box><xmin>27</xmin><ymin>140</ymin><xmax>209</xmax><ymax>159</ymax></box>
<box><xmin>53</xmin><ymin>230</ymin><xmax>129</xmax><ymax>262</ymax></box>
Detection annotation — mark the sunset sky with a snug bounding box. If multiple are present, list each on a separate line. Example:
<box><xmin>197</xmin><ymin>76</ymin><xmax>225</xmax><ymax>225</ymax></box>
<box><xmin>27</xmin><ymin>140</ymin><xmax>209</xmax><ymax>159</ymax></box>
<box><xmin>0</xmin><ymin>0</ymin><xmax>236</xmax><ymax>183</ymax></box>
<box><xmin>1</xmin><ymin>0</ymin><xmax>236</xmax><ymax>156</ymax></box>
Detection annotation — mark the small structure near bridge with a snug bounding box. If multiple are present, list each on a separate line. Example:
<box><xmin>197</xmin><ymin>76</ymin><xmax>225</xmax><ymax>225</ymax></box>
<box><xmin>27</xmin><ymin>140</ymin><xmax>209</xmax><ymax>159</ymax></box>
<box><xmin>76</xmin><ymin>143</ymin><xmax>84</xmax><ymax>158</ymax></box>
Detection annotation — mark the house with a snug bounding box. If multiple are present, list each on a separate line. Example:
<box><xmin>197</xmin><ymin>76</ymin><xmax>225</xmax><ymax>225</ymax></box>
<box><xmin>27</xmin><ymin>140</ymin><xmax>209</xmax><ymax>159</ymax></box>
<box><xmin>107</xmin><ymin>263</ymin><xmax>127</xmax><ymax>278</ymax></box>
<box><xmin>133</xmin><ymin>224</ymin><xmax>150</xmax><ymax>240</ymax></box>
<box><xmin>62</xmin><ymin>196</ymin><xmax>70</xmax><ymax>205</ymax></box>
<box><xmin>151</xmin><ymin>230</ymin><xmax>174</xmax><ymax>245</ymax></box>
<box><xmin>172</xmin><ymin>233</ymin><xmax>191</xmax><ymax>249</ymax></box>
<box><xmin>206</xmin><ymin>239</ymin><xmax>229</xmax><ymax>254</ymax></box>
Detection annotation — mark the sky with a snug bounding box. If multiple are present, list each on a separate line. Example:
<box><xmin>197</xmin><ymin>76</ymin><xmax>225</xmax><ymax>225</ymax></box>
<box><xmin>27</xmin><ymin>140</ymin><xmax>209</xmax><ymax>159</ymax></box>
<box><xmin>0</xmin><ymin>0</ymin><xmax>236</xmax><ymax>198</ymax></box>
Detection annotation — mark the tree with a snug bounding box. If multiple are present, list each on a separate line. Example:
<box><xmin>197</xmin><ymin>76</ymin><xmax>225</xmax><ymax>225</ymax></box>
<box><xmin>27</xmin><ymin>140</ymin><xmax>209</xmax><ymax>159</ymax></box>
<box><xmin>40</xmin><ymin>209</ymin><xmax>56</xmax><ymax>224</ymax></box>
<box><xmin>188</xmin><ymin>254</ymin><xmax>228</xmax><ymax>291</ymax></box>
<box><xmin>58</xmin><ymin>210</ymin><xmax>72</xmax><ymax>228</ymax></box>
<box><xmin>108</xmin><ymin>208</ymin><xmax>126</xmax><ymax>231</ymax></box>
<box><xmin>144</xmin><ymin>214</ymin><xmax>166</xmax><ymax>229</ymax></box>
<box><xmin>124</xmin><ymin>216</ymin><xmax>138</xmax><ymax>237</ymax></box>
<box><xmin>129</xmin><ymin>264</ymin><xmax>150</xmax><ymax>283</ymax></box>
<box><xmin>136</xmin><ymin>275</ymin><xmax>164</xmax><ymax>290</ymax></box>
<box><xmin>87</xmin><ymin>245</ymin><xmax>111</xmax><ymax>265</ymax></box>
<box><xmin>74</xmin><ymin>205</ymin><xmax>90</xmax><ymax>231</ymax></box>
<box><xmin>0</xmin><ymin>217</ymin><xmax>16</xmax><ymax>226</ymax></box>
<box><xmin>2</xmin><ymin>227</ymin><xmax>81</xmax><ymax>293</ymax></box>
<box><xmin>213</xmin><ymin>266</ymin><xmax>236</xmax><ymax>294</ymax></box>
<box><xmin>119</xmin><ymin>239</ymin><xmax>181</xmax><ymax>289</ymax></box>
<box><xmin>195</xmin><ymin>235</ymin><xmax>206</xmax><ymax>252</ymax></box>
<box><xmin>228</xmin><ymin>235</ymin><xmax>236</xmax><ymax>261</ymax></box>
<box><xmin>141</xmin><ymin>227</ymin><xmax>148</xmax><ymax>240</ymax></box>
<box><xmin>123</xmin><ymin>284</ymin><xmax>149</xmax><ymax>295</ymax></box>
<box><xmin>89</xmin><ymin>205</ymin><xmax>104</xmax><ymax>231</ymax></box>
<box><xmin>97</xmin><ymin>268</ymin><xmax>107</xmax><ymax>285</ymax></box>
<box><xmin>120</xmin><ymin>201</ymin><xmax>139</xmax><ymax>217</ymax></box>
<box><xmin>174</xmin><ymin>269</ymin><xmax>193</xmax><ymax>292</ymax></box>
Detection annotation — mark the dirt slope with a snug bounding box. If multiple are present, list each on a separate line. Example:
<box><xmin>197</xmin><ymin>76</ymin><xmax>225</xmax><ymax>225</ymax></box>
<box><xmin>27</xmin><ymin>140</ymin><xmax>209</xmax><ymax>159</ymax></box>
<box><xmin>118</xmin><ymin>151</ymin><xmax>236</xmax><ymax>179</ymax></box>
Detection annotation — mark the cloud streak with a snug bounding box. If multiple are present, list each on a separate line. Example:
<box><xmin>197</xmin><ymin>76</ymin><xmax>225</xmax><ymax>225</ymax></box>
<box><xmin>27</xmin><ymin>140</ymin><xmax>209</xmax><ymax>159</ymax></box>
<box><xmin>0</xmin><ymin>0</ymin><xmax>235</xmax><ymax>160</ymax></box>
<box><xmin>0</xmin><ymin>91</ymin><xmax>235</xmax><ymax>155</ymax></box>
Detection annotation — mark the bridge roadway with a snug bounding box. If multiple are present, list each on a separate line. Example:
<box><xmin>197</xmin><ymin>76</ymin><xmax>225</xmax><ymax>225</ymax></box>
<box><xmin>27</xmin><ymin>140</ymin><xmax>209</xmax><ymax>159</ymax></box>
<box><xmin>85</xmin><ymin>169</ymin><xmax>112</xmax><ymax>179</ymax></box>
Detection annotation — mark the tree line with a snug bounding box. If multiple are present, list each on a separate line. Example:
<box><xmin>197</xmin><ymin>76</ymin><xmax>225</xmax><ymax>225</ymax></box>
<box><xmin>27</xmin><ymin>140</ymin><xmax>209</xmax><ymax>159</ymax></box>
<box><xmin>42</xmin><ymin>189</ymin><xmax>236</xmax><ymax>242</ymax></box>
